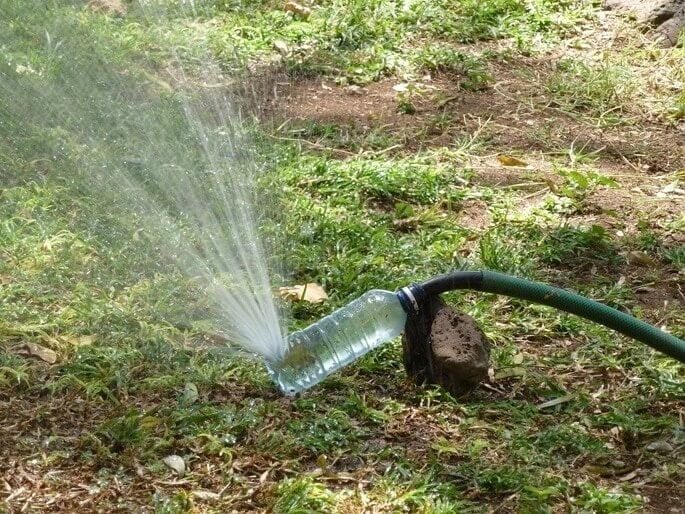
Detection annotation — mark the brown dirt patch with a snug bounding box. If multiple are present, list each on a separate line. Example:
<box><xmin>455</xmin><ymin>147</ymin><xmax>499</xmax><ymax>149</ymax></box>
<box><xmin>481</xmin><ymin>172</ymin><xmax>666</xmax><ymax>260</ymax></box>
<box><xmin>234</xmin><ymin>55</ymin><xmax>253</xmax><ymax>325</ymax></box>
<box><xmin>642</xmin><ymin>484</ymin><xmax>685</xmax><ymax>513</ymax></box>
<box><xmin>265</xmin><ymin>54</ymin><xmax>685</xmax><ymax>173</ymax></box>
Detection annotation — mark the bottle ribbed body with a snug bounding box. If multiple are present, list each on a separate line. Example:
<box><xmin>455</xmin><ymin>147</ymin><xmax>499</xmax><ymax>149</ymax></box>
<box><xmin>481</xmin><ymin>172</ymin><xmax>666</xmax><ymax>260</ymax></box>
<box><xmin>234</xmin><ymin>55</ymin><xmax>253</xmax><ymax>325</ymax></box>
<box><xmin>266</xmin><ymin>290</ymin><xmax>407</xmax><ymax>395</ymax></box>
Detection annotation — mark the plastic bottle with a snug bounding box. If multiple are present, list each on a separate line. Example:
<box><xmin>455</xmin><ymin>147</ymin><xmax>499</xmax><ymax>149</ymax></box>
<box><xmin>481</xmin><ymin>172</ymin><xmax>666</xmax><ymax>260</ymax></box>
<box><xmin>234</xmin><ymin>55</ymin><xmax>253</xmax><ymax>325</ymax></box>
<box><xmin>266</xmin><ymin>290</ymin><xmax>408</xmax><ymax>395</ymax></box>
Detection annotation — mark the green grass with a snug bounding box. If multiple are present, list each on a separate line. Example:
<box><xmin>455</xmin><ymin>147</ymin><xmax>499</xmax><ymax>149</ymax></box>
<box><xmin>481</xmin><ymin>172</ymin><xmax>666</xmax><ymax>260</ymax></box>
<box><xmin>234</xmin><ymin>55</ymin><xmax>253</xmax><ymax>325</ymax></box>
<box><xmin>2</xmin><ymin>0</ymin><xmax>684</xmax><ymax>512</ymax></box>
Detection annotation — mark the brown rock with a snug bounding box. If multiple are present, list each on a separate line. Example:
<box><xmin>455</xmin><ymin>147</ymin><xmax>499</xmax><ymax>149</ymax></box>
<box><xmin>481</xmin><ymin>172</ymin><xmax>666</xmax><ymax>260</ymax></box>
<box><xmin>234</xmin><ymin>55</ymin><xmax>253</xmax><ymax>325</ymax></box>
<box><xmin>604</xmin><ymin>0</ymin><xmax>685</xmax><ymax>46</ymax></box>
<box><xmin>403</xmin><ymin>296</ymin><xmax>490</xmax><ymax>396</ymax></box>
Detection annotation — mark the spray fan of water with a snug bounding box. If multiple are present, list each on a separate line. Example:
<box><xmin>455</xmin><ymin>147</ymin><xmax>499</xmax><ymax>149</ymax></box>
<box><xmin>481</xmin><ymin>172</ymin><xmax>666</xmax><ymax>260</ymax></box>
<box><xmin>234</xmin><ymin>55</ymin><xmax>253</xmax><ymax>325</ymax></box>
<box><xmin>0</xmin><ymin>0</ymin><xmax>289</xmax><ymax>362</ymax></box>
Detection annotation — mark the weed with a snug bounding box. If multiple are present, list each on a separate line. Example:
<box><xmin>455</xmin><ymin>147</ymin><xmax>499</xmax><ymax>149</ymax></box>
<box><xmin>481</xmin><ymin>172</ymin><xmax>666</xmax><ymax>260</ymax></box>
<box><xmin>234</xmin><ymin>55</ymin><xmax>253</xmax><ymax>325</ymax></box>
<box><xmin>666</xmin><ymin>90</ymin><xmax>685</xmax><ymax>121</ymax></box>
<box><xmin>543</xmin><ymin>166</ymin><xmax>618</xmax><ymax>214</ymax></box>
<box><xmin>0</xmin><ymin>353</ymin><xmax>32</xmax><ymax>389</ymax></box>
<box><xmin>273</xmin><ymin>476</ymin><xmax>336</xmax><ymax>514</ymax></box>
<box><xmin>547</xmin><ymin>59</ymin><xmax>636</xmax><ymax>126</ymax></box>
<box><xmin>414</xmin><ymin>46</ymin><xmax>492</xmax><ymax>91</ymax></box>
<box><xmin>572</xmin><ymin>483</ymin><xmax>644</xmax><ymax>513</ymax></box>
<box><xmin>152</xmin><ymin>491</ymin><xmax>194</xmax><ymax>514</ymax></box>
<box><xmin>534</xmin><ymin>423</ymin><xmax>608</xmax><ymax>461</ymax></box>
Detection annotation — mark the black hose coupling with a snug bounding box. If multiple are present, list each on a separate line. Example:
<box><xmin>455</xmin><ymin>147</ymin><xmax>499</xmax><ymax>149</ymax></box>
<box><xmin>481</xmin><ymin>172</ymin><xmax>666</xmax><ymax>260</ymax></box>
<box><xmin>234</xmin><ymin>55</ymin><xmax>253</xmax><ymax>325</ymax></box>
<box><xmin>397</xmin><ymin>271</ymin><xmax>485</xmax><ymax>316</ymax></box>
<box><xmin>397</xmin><ymin>283</ymin><xmax>427</xmax><ymax>316</ymax></box>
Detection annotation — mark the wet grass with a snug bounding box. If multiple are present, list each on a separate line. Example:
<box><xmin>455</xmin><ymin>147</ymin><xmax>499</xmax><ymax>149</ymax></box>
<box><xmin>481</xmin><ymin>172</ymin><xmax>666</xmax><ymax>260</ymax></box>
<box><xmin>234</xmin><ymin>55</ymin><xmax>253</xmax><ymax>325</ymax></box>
<box><xmin>2</xmin><ymin>0</ymin><xmax>685</xmax><ymax>513</ymax></box>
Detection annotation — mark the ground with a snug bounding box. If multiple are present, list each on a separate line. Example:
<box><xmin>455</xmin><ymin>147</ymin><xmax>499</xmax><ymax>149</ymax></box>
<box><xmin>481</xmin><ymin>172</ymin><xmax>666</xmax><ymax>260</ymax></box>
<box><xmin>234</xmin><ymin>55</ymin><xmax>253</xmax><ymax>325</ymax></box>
<box><xmin>1</xmin><ymin>1</ymin><xmax>684</xmax><ymax>513</ymax></box>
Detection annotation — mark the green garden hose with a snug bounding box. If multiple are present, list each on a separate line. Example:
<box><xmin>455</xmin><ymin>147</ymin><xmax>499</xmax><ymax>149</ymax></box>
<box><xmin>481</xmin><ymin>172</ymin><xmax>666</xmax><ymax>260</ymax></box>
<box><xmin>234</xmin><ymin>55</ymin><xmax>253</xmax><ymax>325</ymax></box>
<box><xmin>401</xmin><ymin>270</ymin><xmax>685</xmax><ymax>363</ymax></box>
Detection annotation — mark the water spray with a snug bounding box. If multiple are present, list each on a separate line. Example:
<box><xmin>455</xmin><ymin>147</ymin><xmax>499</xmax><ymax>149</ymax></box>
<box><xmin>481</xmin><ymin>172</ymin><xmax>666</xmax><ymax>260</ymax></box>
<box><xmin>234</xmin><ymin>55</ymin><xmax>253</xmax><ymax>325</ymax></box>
<box><xmin>266</xmin><ymin>270</ymin><xmax>685</xmax><ymax>395</ymax></box>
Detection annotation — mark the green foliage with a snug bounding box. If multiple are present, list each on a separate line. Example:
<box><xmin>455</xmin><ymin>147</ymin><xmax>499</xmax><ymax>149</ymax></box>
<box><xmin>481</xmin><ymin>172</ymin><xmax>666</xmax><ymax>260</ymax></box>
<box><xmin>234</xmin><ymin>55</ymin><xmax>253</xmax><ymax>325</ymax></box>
<box><xmin>547</xmin><ymin>59</ymin><xmax>636</xmax><ymax>126</ymax></box>
<box><xmin>0</xmin><ymin>353</ymin><xmax>32</xmax><ymax>389</ymax></box>
<box><xmin>152</xmin><ymin>491</ymin><xmax>194</xmax><ymax>514</ymax></box>
<box><xmin>543</xmin><ymin>166</ymin><xmax>618</xmax><ymax>214</ymax></box>
<box><xmin>273</xmin><ymin>476</ymin><xmax>336</xmax><ymax>514</ymax></box>
<box><xmin>572</xmin><ymin>484</ymin><xmax>644</xmax><ymax>513</ymax></box>
<box><xmin>414</xmin><ymin>46</ymin><xmax>492</xmax><ymax>90</ymax></box>
<box><xmin>666</xmin><ymin>90</ymin><xmax>685</xmax><ymax>121</ymax></box>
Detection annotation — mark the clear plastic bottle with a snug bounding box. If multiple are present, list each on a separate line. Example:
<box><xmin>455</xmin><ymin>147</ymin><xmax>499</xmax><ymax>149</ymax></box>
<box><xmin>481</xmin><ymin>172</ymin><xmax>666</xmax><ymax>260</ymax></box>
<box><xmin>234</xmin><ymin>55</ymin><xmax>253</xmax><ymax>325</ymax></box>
<box><xmin>266</xmin><ymin>290</ymin><xmax>408</xmax><ymax>395</ymax></box>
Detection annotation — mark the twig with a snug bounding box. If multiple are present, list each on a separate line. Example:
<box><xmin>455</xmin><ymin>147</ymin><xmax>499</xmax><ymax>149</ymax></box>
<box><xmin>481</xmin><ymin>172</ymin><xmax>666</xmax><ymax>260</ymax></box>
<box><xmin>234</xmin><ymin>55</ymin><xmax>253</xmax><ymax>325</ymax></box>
<box><xmin>620</xmin><ymin>154</ymin><xmax>642</xmax><ymax>173</ymax></box>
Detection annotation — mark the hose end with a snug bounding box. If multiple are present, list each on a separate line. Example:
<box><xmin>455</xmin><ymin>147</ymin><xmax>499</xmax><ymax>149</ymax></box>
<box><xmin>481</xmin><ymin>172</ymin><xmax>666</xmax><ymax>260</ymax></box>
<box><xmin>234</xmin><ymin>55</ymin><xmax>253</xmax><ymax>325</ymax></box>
<box><xmin>398</xmin><ymin>284</ymin><xmax>427</xmax><ymax>315</ymax></box>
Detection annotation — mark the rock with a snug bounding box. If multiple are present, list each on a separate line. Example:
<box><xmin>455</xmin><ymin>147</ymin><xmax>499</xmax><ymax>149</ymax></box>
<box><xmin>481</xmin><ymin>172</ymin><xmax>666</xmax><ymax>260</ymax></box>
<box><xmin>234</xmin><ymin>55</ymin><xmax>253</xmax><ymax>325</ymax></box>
<box><xmin>26</xmin><ymin>343</ymin><xmax>58</xmax><ymax>364</ymax></box>
<box><xmin>645</xmin><ymin>440</ymin><xmax>674</xmax><ymax>454</ymax></box>
<box><xmin>163</xmin><ymin>455</ymin><xmax>186</xmax><ymax>477</ymax></box>
<box><xmin>603</xmin><ymin>0</ymin><xmax>685</xmax><ymax>46</ymax></box>
<box><xmin>403</xmin><ymin>296</ymin><xmax>491</xmax><ymax>396</ymax></box>
<box><xmin>284</xmin><ymin>1</ymin><xmax>311</xmax><ymax>19</ymax></box>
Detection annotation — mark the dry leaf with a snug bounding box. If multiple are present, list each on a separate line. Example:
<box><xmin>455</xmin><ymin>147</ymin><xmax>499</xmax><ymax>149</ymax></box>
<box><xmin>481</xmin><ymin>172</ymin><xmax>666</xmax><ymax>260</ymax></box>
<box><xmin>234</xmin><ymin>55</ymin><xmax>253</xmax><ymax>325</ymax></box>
<box><xmin>346</xmin><ymin>85</ymin><xmax>366</xmax><ymax>96</ymax></box>
<box><xmin>625</xmin><ymin>250</ymin><xmax>657</xmax><ymax>267</ymax></box>
<box><xmin>497</xmin><ymin>154</ymin><xmax>528</xmax><ymax>167</ymax></box>
<box><xmin>26</xmin><ymin>343</ymin><xmax>58</xmax><ymax>364</ymax></box>
<box><xmin>279</xmin><ymin>283</ymin><xmax>328</xmax><ymax>304</ymax></box>
<box><xmin>284</xmin><ymin>1</ymin><xmax>311</xmax><ymax>18</ymax></box>
<box><xmin>618</xmin><ymin>469</ymin><xmax>639</xmax><ymax>482</ymax></box>
<box><xmin>193</xmin><ymin>490</ymin><xmax>220</xmax><ymax>501</ymax></box>
<box><xmin>493</xmin><ymin>367</ymin><xmax>526</xmax><ymax>380</ymax></box>
<box><xmin>65</xmin><ymin>334</ymin><xmax>97</xmax><ymax>346</ymax></box>
<box><xmin>536</xmin><ymin>394</ymin><xmax>574</xmax><ymax>410</ymax></box>
<box><xmin>141</xmin><ymin>416</ymin><xmax>162</xmax><ymax>430</ymax></box>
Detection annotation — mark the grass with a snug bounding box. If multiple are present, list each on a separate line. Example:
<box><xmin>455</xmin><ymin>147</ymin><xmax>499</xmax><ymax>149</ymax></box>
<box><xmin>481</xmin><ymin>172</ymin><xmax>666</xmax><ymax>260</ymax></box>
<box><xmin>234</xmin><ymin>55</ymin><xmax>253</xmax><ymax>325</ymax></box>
<box><xmin>2</xmin><ymin>0</ymin><xmax>685</xmax><ymax>512</ymax></box>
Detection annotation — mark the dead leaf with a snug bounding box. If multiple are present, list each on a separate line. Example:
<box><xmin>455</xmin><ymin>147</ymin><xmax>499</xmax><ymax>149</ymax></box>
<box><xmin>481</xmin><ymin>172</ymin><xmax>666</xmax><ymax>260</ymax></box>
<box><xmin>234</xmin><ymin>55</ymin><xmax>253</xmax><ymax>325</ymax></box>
<box><xmin>193</xmin><ymin>490</ymin><xmax>220</xmax><ymax>501</ymax></box>
<box><xmin>26</xmin><ymin>343</ymin><xmax>57</xmax><ymax>364</ymax></box>
<box><xmin>0</xmin><ymin>276</ymin><xmax>12</xmax><ymax>285</ymax></box>
<box><xmin>279</xmin><ymin>283</ymin><xmax>328</xmax><ymax>304</ymax></box>
<box><xmin>141</xmin><ymin>416</ymin><xmax>162</xmax><ymax>430</ymax></box>
<box><xmin>346</xmin><ymin>85</ymin><xmax>366</xmax><ymax>96</ymax></box>
<box><xmin>284</xmin><ymin>1</ymin><xmax>311</xmax><ymax>18</ymax></box>
<box><xmin>625</xmin><ymin>251</ymin><xmax>658</xmax><ymax>267</ymax></box>
<box><xmin>618</xmin><ymin>469</ymin><xmax>639</xmax><ymax>482</ymax></box>
<box><xmin>493</xmin><ymin>367</ymin><xmax>526</xmax><ymax>380</ymax></box>
<box><xmin>65</xmin><ymin>334</ymin><xmax>97</xmax><ymax>346</ymax></box>
<box><xmin>497</xmin><ymin>154</ymin><xmax>528</xmax><ymax>167</ymax></box>
<box><xmin>536</xmin><ymin>394</ymin><xmax>574</xmax><ymax>410</ymax></box>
